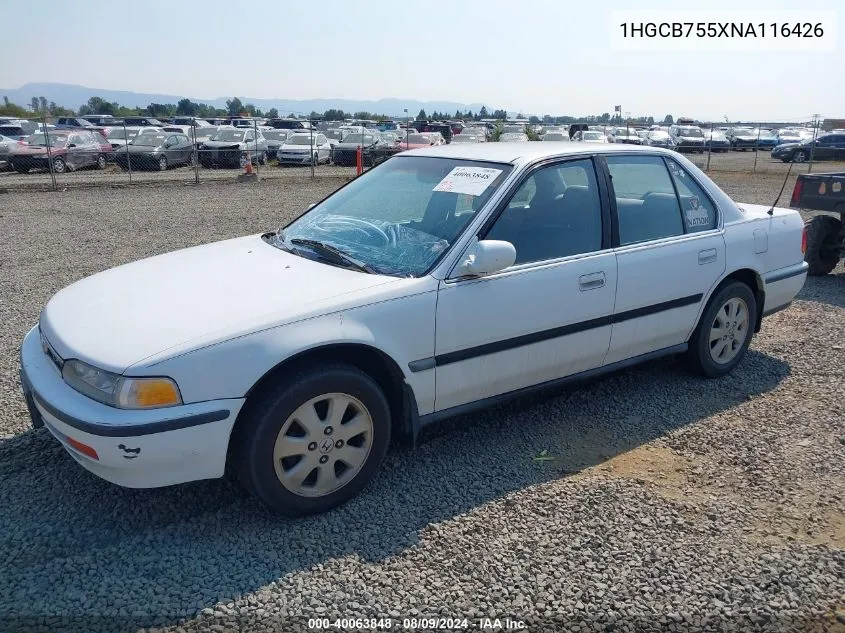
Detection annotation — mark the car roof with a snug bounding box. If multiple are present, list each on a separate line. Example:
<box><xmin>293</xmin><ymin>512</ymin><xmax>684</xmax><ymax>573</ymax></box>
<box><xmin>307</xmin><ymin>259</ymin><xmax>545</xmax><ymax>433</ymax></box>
<box><xmin>402</xmin><ymin>141</ymin><xmax>672</xmax><ymax>164</ymax></box>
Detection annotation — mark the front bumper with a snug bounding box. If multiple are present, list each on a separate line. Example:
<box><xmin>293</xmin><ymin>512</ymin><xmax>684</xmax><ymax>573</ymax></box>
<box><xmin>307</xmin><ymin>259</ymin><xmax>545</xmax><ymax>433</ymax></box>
<box><xmin>277</xmin><ymin>152</ymin><xmax>312</xmax><ymax>164</ymax></box>
<box><xmin>19</xmin><ymin>326</ymin><xmax>244</xmax><ymax>488</ymax></box>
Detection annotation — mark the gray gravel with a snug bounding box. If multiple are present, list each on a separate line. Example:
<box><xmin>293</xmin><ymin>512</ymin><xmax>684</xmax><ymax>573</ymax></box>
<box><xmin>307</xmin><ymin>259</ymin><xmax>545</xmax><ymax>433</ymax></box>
<box><xmin>0</xmin><ymin>174</ymin><xmax>843</xmax><ymax>633</ymax></box>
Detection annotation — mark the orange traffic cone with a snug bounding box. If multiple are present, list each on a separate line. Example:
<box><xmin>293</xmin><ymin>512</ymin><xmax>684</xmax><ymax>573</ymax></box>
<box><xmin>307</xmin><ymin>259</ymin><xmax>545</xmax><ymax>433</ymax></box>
<box><xmin>243</xmin><ymin>151</ymin><xmax>254</xmax><ymax>175</ymax></box>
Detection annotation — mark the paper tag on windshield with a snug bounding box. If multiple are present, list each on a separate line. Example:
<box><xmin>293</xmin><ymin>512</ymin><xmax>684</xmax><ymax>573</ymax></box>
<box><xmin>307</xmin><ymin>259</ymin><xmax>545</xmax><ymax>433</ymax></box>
<box><xmin>433</xmin><ymin>167</ymin><xmax>503</xmax><ymax>196</ymax></box>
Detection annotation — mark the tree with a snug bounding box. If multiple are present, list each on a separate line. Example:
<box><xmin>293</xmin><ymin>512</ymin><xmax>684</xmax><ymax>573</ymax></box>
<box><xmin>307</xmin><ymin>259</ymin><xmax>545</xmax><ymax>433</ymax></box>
<box><xmin>0</xmin><ymin>97</ymin><xmax>30</xmax><ymax>118</ymax></box>
<box><xmin>266</xmin><ymin>108</ymin><xmax>279</xmax><ymax>119</ymax></box>
<box><xmin>478</xmin><ymin>106</ymin><xmax>488</xmax><ymax>119</ymax></box>
<box><xmin>309</xmin><ymin>110</ymin><xmax>321</xmax><ymax>120</ymax></box>
<box><xmin>647</xmin><ymin>116</ymin><xmax>654</xmax><ymax>124</ymax></box>
<box><xmin>417</xmin><ymin>108</ymin><xmax>427</xmax><ymax>120</ymax></box>
<box><xmin>176</xmin><ymin>98</ymin><xmax>198</xmax><ymax>116</ymax></box>
<box><xmin>600</xmin><ymin>112</ymin><xmax>611</xmax><ymax>123</ymax></box>
<box><xmin>147</xmin><ymin>102</ymin><xmax>174</xmax><ymax>117</ymax></box>
<box><xmin>226</xmin><ymin>97</ymin><xmax>243</xmax><ymax>116</ymax></box>
<box><xmin>323</xmin><ymin>108</ymin><xmax>345</xmax><ymax>121</ymax></box>
<box><xmin>516</xmin><ymin>112</ymin><xmax>524</xmax><ymax>119</ymax></box>
<box><xmin>39</xmin><ymin>96</ymin><xmax>47</xmax><ymax>112</ymax></box>
<box><xmin>491</xmin><ymin>109</ymin><xmax>508</xmax><ymax>120</ymax></box>
<box><xmin>663</xmin><ymin>114</ymin><xmax>674</xmax><ymax>125</ymax></box>
<box><xmin>31</xmin><ymin>97</ymin><xmax>39</xmax><ymax>112</ymax></box>
<box><xmin>528</xmin><ymin>115</ymin><xmax>541</xmax><ymax>125</ymax></box>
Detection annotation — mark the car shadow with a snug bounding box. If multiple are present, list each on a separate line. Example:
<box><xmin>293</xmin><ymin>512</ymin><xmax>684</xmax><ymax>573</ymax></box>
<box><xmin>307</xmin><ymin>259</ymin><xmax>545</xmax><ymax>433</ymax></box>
<box><xmin>0</xmin><ymin>349</ymin><xmax>790</xmax><ymax>628</ymax></box>
<box><xmin>796</xmin><ymin>269</ymin><xmax>845</xmax><ymax>309</ymax></box>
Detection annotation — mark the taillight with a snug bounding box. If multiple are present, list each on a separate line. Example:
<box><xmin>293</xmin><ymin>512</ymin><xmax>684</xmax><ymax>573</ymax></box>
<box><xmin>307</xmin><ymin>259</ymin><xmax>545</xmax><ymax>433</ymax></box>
<box><xmin>801</xmin><ymin>227</ymin><xmax>807</xmax><ymax>254</ymax></box>
<box><xmin>790</xmin><ymin>179</ymin><xmax>803</xmax><ymax>207</ymax></box>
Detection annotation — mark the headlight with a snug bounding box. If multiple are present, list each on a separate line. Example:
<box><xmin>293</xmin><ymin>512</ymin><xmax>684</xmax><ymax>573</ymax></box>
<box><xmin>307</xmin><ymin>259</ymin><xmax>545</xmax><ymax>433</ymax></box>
<box><xmin>62</xmin><ymin>359</ymin><xmax>182</xmax><ymax>409</ymax></box>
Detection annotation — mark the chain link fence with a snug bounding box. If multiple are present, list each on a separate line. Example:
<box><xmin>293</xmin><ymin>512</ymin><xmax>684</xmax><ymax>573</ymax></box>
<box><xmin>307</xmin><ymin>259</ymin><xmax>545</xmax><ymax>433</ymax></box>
<box><xmin>0</xmin><ymin>115</ymin><xmax>842</xmax><ymax>192</ymax></box>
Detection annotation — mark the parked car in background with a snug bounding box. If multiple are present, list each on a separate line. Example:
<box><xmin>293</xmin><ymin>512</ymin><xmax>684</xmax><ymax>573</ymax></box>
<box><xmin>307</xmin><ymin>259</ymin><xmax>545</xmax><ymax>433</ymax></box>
<box><xmin>499</xmin><ymin>132</ymin><xmax>529</xmax><ymax>142</ymax></box>
<box><xmin>113</xmin><ymin>132</ymin><xmax>195</xmax><ymax>171</ymax></box>
<box><xmin>668</xmin><ymin>125</ymin><xmax>705</xmax><ymax>152</ymax></box>
<box><xmin>422</xmin><ymin>132</ymin><xmax>446</xmax><ymax>146</ymax></box>
<box><xmin>18</xmin><ymin>143</ymin><xmax>808</xmax><ymax>515</ymax></box>
<box><xmin>771</xmin><ymin>133</ymin><xmax>845</xmax><ymax>163</ymax></box>
<box><xmin>540</xmin><ymin>132</ymin><xmax>569</xmax><ymax>142</ymax></box>
<box><xmin>122</xmin><ymin>116</ymin><xmax>167</xmax><ymax>127</ymax></box>
<box><xmin>702</xmin><ymin>129</ymin><xmax>730</xmax><ymax>152</ymax></box>
<box><xmin>80</xmin><ymin>115</ymin><xmax>121</xmax><ymax>126</ymax></box>
<box><xmin>262</xmin><ymin>130</ymin><xmax>290</xmax><ymax>158</ymax></box>
<box><xmin>0</xmin><ymin>123</ymin><xmax>30</xmax><ymax>141</ymax></box>
<box><xmin>775</xmin><ymin>129</ymin><xmax>803</xmax><ymax>145</ymax></box>
<box><xmin>727</xmin><ymin>127</ymin><xmax>759</xmax><ymax>151</ymax></box>
<box><xmin>276</xmin><ymin>133</ymin><xmax>332</xmax><ymax>165</ymax></box>
<box><xmin>331</xmin><ymin>132</ymin><xmax>389</xmax><ymax>166</ymax></box>
<box><xmin>0</xmin><ymin>134</ymin><xmax>21</xmax><ymax>169</ymax></box>
<box><xmin>608</xmin><ymin>127</ymin><xmax>643</xmax><ymax>144</ymax></box>
<box><xmin>573</xmin><ymin>130</ymin><xmax>608</xmax><ymax>143</ymax></box>
<box><xmin>643</xmin><ymin>130</ymin><xmax>674</xmax><ymax>148</ymax></box>
<box><xmin>172</xmin><ymin>117</ymin><xmax>212</xmax><ymax>127</ymax></box>
<box><xmin>753</xmin><ymin>129</ymin><xmax>778</xmax><ymax>150</ymax></box>
<box><xmin>266</xmin><ymin>118</ymin><xmax>312</xmax><ymax>130</ymax></box>
<box><xmin>9</xmin><ymin>130</ymin><xmax>109</xmax><ymax>173</ymax></box>
<box><xmin>397</xmin><ymin>133</ymin><xmax>437</xmax><ymax>150</ymax></box>
<box><xmin>100</xmin><ymin>126</ymin><xmax>162</xmax><ymax>151</ymax></box>
<box><xmin>413</xmin><ymin>121</ymin><xmax>452</xmax><ymax>143</ymax></box>
<box><xmin>450</xmin><ymin>133</ymin><xmax>482</xmax><ymax>144</ymax></box>
<box><xmin>463</xmin><ymin>127</ymin><xmax>488</xmax><ymax>141</ymax></box>
<box><xmin>198</xmin><ymin>127</ymin><xmax>268</xmax><ymax>168</ymax></box>
<box><xmin>56</xmin><ymin>117</ymin><xmax>96</xmax><ymax>129</ymax></box>
<box><xmin>323</xmin><ymin>129</ymin><xmax>345</xmax><ymax>148</ymax></box>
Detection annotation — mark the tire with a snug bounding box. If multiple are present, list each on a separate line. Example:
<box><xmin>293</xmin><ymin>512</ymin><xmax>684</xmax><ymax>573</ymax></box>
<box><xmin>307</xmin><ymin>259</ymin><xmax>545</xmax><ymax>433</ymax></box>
<box><xmin>803</xmin><ymin>215</ymin><xmax>842</xmax><ymax>276</ymax></box>
<box><xmin>793</xmin><ymin>150</ymin><xmax>807</xmax><ymax>163</ymax></box>
<box><xmin>96</xmin><ymin>154</ymin><xmax>107</xmax><ymax>170</ymax></box>
<box><xmin>231</xmin><ymin>363</ymin><xmax>391</xmax><ymax>515</ymax></box>
<box><xmin>158</xmin><ymin>155</ymin><xmax>168</xmax><ymax>171</ymax></box>
<box><xmin>258</xmin><ymin>151</ymin><xmax>266</xmax><ymax>166</ymax></box>
<box><xmin>51</xmin><ymin>156</ymin><xmax>66</xmax><ymax>173</ymax></box>
<box><xmin>686</xmin><ymin>281</ymin><xmax>757</xmax><ymax>378</ymax></box>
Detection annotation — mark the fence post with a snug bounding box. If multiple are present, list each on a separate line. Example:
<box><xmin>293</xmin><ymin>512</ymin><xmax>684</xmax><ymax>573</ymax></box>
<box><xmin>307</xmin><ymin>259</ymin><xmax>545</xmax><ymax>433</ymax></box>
<box><xmin>191</xmin><ymin>122</ymin><xmax>199</xmax><ymax>184</ymax></box>
<box><xmin>310</xmin><ymin>123</ymin><xmax>315</xmax><ymax>179</ymax></box>
<box><xmin>705</xmin><ymin>121</ymin><xmax>712</xmax><ymax>171</ymax></box>
<box><xmin>753</xmin><ymin>125</ymin><xmax>761</xmax><ymax>172</ymax></box>
<box><xmin>253</xmin><ymin>120</ymin><xmax>259</xmax><ymax>178</ymax></box>
<box><xmin>122</xmin><ymin>120</ymin><xmax>132</xmax><ymax>183</ymax></box>
<box><xmin>356</xmin><ymin>145</ymin><xmax>363</xmax><ymax>176</ymax></box>
<box><xmin>808</xmin><ymin>118</ymin><xmax>819</xmax><ymax>173</ymax></box>
<box><xmin>42</xmin><ymin>113</ymin><xmax>57</xmax><ymax>191</ymax></box>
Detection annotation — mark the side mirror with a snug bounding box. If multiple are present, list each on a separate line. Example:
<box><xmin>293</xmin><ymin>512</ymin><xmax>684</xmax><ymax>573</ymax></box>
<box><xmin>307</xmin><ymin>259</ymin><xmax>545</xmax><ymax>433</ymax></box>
<box><xmin>67</xmin><ymin>143</ymin><xmax>77</xmax><ymax>148</ymax></box>
<box><xmin>454</xmin><ymin>238</ymin><xmax>516</xmax><ymax>277</ymax></box>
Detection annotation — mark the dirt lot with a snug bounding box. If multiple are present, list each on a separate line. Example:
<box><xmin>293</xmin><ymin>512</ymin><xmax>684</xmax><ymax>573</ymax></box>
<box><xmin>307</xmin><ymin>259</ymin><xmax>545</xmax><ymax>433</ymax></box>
<box><xmin>0</xmin><ymin>171</ymin><xmax>843</xmax><ymax>633</ymax></box>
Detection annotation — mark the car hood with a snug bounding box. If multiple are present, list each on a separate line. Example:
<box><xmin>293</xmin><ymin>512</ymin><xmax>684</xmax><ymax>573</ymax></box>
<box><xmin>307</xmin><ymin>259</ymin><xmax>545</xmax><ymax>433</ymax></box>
<box><xmin>335</xmin><ymin>142</ymin><xmax>377</xmax><ymax>150</ymax></box>
<box><xmin>118</xmin><ymin>144</ymin><xmax>163</xmax><ymax>154</ymax></box>
<box><xmin>39</xmin><ymin>234</ymin><xmax>400</xmax><ymax>373</ymax></box>
<box><xmin>279</xmin><ymin>145</ymin><xmax>311</xmax><ymax>151</ymax></box>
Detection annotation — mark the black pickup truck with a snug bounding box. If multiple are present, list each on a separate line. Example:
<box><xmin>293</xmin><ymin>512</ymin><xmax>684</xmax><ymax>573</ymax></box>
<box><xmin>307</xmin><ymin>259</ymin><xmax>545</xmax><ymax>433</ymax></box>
<box><xmin>790</xmin><ymin>172</ymin><xmax>845</xmax><ymax>275</ymax></box>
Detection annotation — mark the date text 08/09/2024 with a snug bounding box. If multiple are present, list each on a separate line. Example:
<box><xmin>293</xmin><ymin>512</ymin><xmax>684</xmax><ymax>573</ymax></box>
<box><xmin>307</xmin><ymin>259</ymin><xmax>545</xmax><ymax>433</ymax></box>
<box><xmin>619</xmin><ymin>22</ymin><xmax>824</xmax><ymax>38</ymax></box>
<box><xmin>307</xmin><ymin>617</ymin><xmax>527</xmax><ymax>630</ymax></box>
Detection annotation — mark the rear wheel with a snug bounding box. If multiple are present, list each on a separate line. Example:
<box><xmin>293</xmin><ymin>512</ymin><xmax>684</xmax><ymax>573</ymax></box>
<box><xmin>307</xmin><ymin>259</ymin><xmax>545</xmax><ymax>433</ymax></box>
<box><xmin>158</xmin><ymin>155</ymin><xmax>168</xmax><ymax>171</ymax></box>
<box><xmin>231</xmin><ymin>364</ymin><xmax>391</xmax><ymax>515</ymax></box>
<box><xmin>96</xmin><ymin>154</ymin><xmax>107</xmax><ymax>170</ymax></box>
<box><xmin>686</xmin><ymin>281</ymin><xmax>757</xmax><ymax>378</ymax></box>
<box><xmin>51</xmin><ymin>156</ymin><xmax>66</xmax><ymax>173</ymax></box>
<box><xmin>804</xmin><ymin>214</ymin><xmax>843</xmax><ymax>276</ymax></box>
<box><xmin>793</xmin><ymin>150</ymin><xmax>807</xmax><ymax>163</ymax></box>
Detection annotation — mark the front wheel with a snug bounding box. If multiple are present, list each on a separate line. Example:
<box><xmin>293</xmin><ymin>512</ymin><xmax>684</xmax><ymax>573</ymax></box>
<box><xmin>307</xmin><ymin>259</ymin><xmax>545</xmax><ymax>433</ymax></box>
<box><xmin>158</xmin><ymin>155</ymin><xmax>168</xmax><ymax>171</ymax></box>
<box><xmin>686</xmin><ymin>281</ymin><xmax>757</xmax><ymax>378</ymax></box>
<box><xmin>51</xmin><ymin>156</ymin><xmax>66</xmax><ymax>173</ymax></box>
<box><xmin>96</xmin><ymin>154</ymin><xmax>107</xmax><ymax>170</ymax></box>
<box><xmin>793</xmin><ymin>150</ymin><xmax>807</xmax><ymax>163</ymax></box>
<box><xmin>231</xmin><ymin>364</ymin><xmax>391</xmax><ymax>515</ymax></box>
<box><xmin>803</xmin><ymin>214</ymin><xmax>843</xmax><ymax>276</ymax></box>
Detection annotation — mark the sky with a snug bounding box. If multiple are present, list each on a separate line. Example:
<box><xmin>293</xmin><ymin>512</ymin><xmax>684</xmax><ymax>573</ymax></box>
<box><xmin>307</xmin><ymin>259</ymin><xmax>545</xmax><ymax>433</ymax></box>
<box><xmin>1</xmin><ymin>0</ymin><xmax>841</xmax><ymax>122</ymax></box>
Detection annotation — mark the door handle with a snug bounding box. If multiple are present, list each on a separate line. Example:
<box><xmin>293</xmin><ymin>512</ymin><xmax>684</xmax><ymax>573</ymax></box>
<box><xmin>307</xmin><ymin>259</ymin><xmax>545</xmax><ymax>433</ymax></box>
<box><xmin>698</xmin><ymin>249</ymin><xmax>718</xmax><ymax>265</ymax></box>
<box><xmin>579</xmin><ymin>272</ymin><xmax>605</xmax><ymax>291</ymax></box>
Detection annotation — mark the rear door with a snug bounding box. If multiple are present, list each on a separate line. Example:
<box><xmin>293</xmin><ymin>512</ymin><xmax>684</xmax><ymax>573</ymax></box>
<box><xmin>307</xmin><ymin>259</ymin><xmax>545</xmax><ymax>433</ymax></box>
<box><xmin>602</xmin><ymin>154</ymin><xmax>725</xmax><ymax>364</ymax></box>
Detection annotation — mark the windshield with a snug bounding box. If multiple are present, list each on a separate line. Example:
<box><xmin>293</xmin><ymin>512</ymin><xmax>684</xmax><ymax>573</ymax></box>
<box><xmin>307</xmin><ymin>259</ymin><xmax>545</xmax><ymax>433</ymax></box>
<box><xmin>678</xmin><ymin>127</ymin><xmax>703</xmax><ymax>137</ymax></box>
<box><xmin>195</xmin><ymin>127</ymin><xmax>218</xmax><ymax>137</ymax></box>
<box><xmin>649</xmin><ymin>131</ymin><xmax>669</xmax><ymax>139</ymax></box>
<box><xmin>287</xmin><ymin>135</ymin><xmax>315</xmax><ymax>145</ymax></box>
<box><xmin>28</xmin><ymin>133</ymin><xmax>68</xmax><ymax>147</ymax></box>
<box><xmin>263</xmin><ymin>130</ymin><xmax>289</xmax><ymax>141</ymax></box>
<box><xmin>274</xmin><ymin>156</ymin><xmax>513</xmax><ymax>277</ymax></box>
<box><xmin>342</xmin><ymin>133</ymin><xmax>376</xmax><ymax>145</ymax></box>
<box><xmin>542</xmin><ymin>133</ymin><xmax>566</xmax><ymax>141</ymax></box>
<box><xmin>779</xmin><ymin>130</ymin><xmax>800</xmax><ymax>137</ymax></box>
<box><xmin>757</xmin><ymin>129</ymin><xmax>775</xmax><ymax>138</ymax></box>
<box><xmin>131</xmin><ymin>134</ymin><xmax>166</xmax><ymax>147</ymax></box>
<box><xmin>582</xmin><ymin>131</ymin><xmax>602</xmax><ymax>140</ymax></box>
<box><xmin>451</xmin><ymin>135</ymin><xmax>479</xmax><ymax>143</ymax></box>
<box><xmin>325</xmin><ymin>130</ymin><xmax>344</xmax><ymax>140</ymax></box>
<box><xmin>212</xmin><ymin>129</ymin><xmax>246</xmax><ymax>142</ymax></box>
<box><xmin>407</xmin><ymin>134</ymin><xmax>430</xmax><ymax>144</ymax></box>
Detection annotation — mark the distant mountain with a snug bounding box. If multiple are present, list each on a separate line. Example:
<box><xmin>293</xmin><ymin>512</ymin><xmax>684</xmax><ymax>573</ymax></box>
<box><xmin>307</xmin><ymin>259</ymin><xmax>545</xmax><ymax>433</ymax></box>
<box><xmin>1</xmin><ymin>82</ymin><xmax>492</xmax><ymax>117</ymax></box>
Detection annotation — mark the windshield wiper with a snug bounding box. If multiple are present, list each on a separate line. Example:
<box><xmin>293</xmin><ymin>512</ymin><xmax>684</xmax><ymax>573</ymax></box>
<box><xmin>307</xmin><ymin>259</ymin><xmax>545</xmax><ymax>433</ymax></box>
<box><xmin>288</xmin><ymin>238</ymin><xmax>377</xmax><ymax>274</ymax></box>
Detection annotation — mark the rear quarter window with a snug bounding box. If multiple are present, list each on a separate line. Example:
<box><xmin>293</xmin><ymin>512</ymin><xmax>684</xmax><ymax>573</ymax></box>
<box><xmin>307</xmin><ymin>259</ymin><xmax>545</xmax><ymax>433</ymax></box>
<box><xmin>665</xmin><ymin>159</ymin><xmax>718</xmax><ymax>232</ymax></box>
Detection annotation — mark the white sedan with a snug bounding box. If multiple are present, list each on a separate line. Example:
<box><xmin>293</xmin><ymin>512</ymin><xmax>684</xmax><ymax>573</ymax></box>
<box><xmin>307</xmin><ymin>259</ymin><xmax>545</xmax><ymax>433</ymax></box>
<box><xmin>276</xmin><ymin>133</ymin><xmax>332</xmax><ymax>165</ymax></box>
<box><xmin>20</xmin><ymin>143</ymin><xmax>808</xmax><ymax>515</ymax></box>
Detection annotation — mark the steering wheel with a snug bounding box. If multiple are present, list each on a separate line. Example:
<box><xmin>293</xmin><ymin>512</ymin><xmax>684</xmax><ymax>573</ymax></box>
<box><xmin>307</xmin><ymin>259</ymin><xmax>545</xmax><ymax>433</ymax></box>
<box><xmin>312</xmin><ymin>216</ymin><xmax>391</xmax><ymax>247</ymax></box>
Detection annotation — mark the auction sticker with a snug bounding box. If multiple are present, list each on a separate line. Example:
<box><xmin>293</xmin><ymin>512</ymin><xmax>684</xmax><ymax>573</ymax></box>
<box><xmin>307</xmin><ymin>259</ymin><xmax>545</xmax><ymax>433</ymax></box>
<box><xmin>433</xmin><ymin>167</ymin><xmax>502</xmax><ymax>196</ymax></box>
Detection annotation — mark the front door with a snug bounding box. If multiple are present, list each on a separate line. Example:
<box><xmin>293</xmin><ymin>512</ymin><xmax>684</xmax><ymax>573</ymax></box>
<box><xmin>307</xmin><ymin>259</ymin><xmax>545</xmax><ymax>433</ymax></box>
<box><xmin>434</xmin><ymin>157</ymin><xmax>618</xmax><ymax>412</ymax></box>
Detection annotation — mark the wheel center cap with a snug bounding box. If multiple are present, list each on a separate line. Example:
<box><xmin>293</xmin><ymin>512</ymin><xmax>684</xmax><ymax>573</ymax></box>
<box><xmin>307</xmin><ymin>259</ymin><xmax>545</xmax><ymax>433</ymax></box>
<box><xmin>319</xmin><ymin>438</ymin><xmax>334</xmax><ymax>454</ymax></box>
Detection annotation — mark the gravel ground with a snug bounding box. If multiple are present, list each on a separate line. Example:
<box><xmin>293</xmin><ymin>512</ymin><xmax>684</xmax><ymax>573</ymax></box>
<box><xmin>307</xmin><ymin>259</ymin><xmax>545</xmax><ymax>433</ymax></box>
<box><xmin>0</xmin><ymin>173</ymin><xmax>843</xmax><ymax>633</ymax></box>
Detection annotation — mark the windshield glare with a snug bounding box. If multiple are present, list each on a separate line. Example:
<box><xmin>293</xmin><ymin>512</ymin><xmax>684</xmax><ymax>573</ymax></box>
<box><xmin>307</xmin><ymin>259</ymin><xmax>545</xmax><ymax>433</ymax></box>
<box><xmin>264</xmin><ymin>130</ymin><xmax>288</xmax><ymax>140</ymax></box>
<box><xmin>343</xmin><ymin>133</ymin><xmax>376</xmax><ymax>145</ymax></box>
<box><xmin>275</xmin><ymin>156</ymin><xmax>513</xmax><ymax>277</ymax></box>
<box><xmin>212</xmin><ymin>129</ymin><xmax>246</xmax><ymax>142</ymax></box>
<box><xmin>678</xmin><ymin>127</ymin><xmax>703</xmax><ymax>137</ymax></box>
<box><xmin>287</xmin><ymin>135</ymin><xmax>315</xmax><ymax>145</ymax></box>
